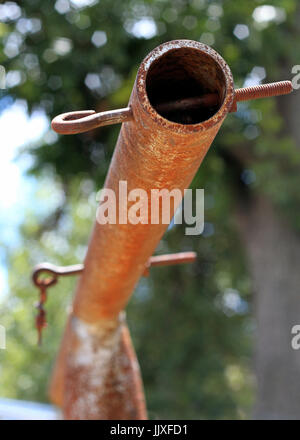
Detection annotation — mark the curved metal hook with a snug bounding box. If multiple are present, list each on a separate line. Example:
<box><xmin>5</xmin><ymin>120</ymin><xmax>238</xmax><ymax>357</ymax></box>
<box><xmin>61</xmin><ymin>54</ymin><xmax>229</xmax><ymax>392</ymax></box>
<box><xmin>51</xmin><ymin>107</ymin><xmax>133</xmax><ymax>135</ymax></box>
<box><xmin>32</xmin><ymin>262</ymin><xmax>84</xmax><ymax>288</ymax></box>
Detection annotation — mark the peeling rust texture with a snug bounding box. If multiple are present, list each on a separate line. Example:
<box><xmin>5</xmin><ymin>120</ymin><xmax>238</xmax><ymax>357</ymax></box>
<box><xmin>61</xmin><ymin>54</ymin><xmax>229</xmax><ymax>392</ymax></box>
<box><xmin>50</xmin><ymin>312</ymin><xmax>147</xmax><ymax>420</ymax></box>
<box><xmin>51</xmin><ymin>40</ymin><xmax>234</xmax><ymax>419</ymax></box>
<box><xmin>64</xmin><ymin>313</ymin><xmax>146</xmax><ymax>420</ymax></box>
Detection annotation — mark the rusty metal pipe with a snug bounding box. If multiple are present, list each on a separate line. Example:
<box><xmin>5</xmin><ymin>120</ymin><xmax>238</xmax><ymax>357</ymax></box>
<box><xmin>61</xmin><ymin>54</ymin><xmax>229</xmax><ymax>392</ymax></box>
<box><xmin>72</xmin><ymin>40</ymin><xmax>234</xmax><ymax>321</ymax></box>
<box><xmin>50</xmin><ymin>40</ymin><xmax>234</xmax><ymax>419</ymax></box>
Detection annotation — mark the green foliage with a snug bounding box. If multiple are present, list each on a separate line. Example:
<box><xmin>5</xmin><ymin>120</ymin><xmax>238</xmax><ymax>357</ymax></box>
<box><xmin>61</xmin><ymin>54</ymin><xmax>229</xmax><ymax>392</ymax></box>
<box><xmin>1</xmin><ymin>0</ymin><xmax>299</xmax><ymax>418</ymax></box>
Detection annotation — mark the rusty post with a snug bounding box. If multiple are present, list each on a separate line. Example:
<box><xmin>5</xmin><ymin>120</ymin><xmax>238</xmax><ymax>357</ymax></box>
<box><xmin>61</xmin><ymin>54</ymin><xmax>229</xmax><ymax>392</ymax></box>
<box><xmin>49</xmin><ymin>39</ymin><xmax>236</xmax><ymax>419</ymax></box>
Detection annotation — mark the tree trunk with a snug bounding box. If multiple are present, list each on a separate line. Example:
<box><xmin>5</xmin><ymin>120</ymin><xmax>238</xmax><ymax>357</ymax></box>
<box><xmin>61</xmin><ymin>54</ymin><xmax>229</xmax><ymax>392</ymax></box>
<box><xmin>236</xmin><ymin>195</ymin><xmax>300</xmax><ymax>419</ymax></box>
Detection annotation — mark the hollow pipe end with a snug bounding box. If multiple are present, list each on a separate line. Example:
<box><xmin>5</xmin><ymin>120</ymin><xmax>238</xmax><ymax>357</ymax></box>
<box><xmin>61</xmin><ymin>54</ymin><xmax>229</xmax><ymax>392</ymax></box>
<box><xmin>134</xmin><ymin>39</ymin><xmax>235</xmax><ymax>134</ymax></box>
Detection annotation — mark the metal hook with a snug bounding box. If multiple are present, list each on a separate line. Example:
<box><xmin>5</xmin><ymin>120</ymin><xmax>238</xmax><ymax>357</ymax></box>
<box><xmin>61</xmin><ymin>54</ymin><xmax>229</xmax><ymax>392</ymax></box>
<box><xmin>51</xmin><ymin>107</ymin><xmax>133</xmax><ymax>135</ymax></box>
<box><xmin>51</xmin><ymin>81</ymin><xmax>292</xmax><ymax>135</ymax></box>
<box><xmin>32</xmin><ymin>253</ymin><xmax>196</xmax><ymax>345</ymax></box>
<box><xmin>32</xmin><ymin>252</ymin><xmax>197</xmax><ymax>285</ymax></box>
<box><xmin>32</xmin><ymin>262</ymin><xmax>84</xmax><ymax>288</ymax></box>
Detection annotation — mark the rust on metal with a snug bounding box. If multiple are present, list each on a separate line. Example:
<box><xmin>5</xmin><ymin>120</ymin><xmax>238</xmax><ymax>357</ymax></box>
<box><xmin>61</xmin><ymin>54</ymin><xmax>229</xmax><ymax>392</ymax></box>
<box><xmin>230</xmin><ymin>80</ymin><xmax>293</xmax><ymax>112</ymax></box>
<box><xmin>49</xmin><ymin>40</ymin><xmax>234</xmax><ymax>419</ymax></box>
<box><xmin>32</xmin><ymin>251</ymin><xmax>197</xmax><ymax>285</ymax></box>
<box><xmin>61</xmin><ymin>313</ymin><xmax>147</xmax><ymax>420</ymax></box>
<box><xmin>71</xmin><ymin>40</ymin><xmax>234</xmax><ymax>323</ymax></box>
<box><xmin>143</xmin><ymin>251</ymin><xmax>197</xmax><ymax>276</ymax></box>
<box><xmin>235</xmin><ymin>80</ymin><xmax>292</xmax><ymax>102</ymax></box>
<box><xmin>51</xmin><ymin>107</ymin><xmax>133</xmax><ymax>135</ymax></box>
<box><xmin>149</xmin><ymin>251</ymin><xmax>197</xmax><ymax>267</ymax></box>
<box><xmin>33</xmin><ymin>268</ymin><xmax>59</xmax><ymax>346</ymax></box>
<box><xmin>155</xmin><ymin>93</ymin><xmax>219</xmax><ymax>114</ymax></box>
<box><xmin>33</xmin><ymin>252</ymin><xmax>197</xmax><ymax>344</ymax></box>
<box><xmin>51</xmin><ymin>83</ymin><xmax>292</xmax><ymax>135</ymax></box>
<box><xmin>35</xmin><ymin>281</ymin><xmax>49</xmax><ymax>346</ymax></box>
<box><xmin>33</xmin><ymin>262</ymin><xmax>83</xmax><ymax>287</ymax></box>
<box><xmin>45</xmin><ymin>40</ymin><xmax>293</xmax><ymax>419</ymax></box>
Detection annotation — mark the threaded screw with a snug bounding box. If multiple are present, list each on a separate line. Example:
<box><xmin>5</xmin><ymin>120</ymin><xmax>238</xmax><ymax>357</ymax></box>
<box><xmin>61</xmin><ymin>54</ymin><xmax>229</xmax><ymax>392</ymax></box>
<box><xmin>235</xmin><ymin>80</ymin><xmax>292</xmax><ymax>102</ymax></box>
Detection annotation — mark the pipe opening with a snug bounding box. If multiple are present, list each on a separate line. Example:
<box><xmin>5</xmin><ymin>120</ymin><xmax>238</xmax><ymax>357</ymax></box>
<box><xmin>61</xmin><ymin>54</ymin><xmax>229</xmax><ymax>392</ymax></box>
<box><xmin>146</xmin><ymin>47</ymin><xmax>226</xmax><ymax>125</ymax></box>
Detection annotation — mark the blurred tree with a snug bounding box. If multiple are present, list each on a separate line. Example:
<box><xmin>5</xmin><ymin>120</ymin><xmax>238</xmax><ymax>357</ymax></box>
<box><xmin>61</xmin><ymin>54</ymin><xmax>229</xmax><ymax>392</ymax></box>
<box><xmin>0</xmin><ymin>0</ymin><xmax>299</xmax><ymax>419</ymax></box>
